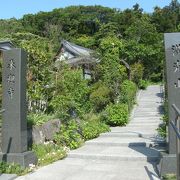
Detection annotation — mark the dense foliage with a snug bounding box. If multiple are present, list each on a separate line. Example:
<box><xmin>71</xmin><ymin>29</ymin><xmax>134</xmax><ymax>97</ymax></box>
<box><xmin>54</xmin><ymin>120</ymin><xmax>84</xmax><ymax>149</ymax></box>
<box><xmin>80</xmin><ymin>113</ymin><xmax>110</xmax><ymax>140</ymax></box>
<box><xmin>89</xmin><ymin>81</ymin><xmax>112</xmax><ymax>112</ymax></box>
<box><xmin>54</xmin><ymin>115</ymin><xmax>110</xmax><ymax>149</ymax></box>
<box><xmin>50</xmin><ymin>65</ymin><xmax>91</xmax><ymax>119</ymax></box>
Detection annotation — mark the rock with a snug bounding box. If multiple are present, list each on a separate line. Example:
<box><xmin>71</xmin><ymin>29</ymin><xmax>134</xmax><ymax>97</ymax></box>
<box><xmin>42</xmin><ymin>119</ymin><xmax>61</xmax><ymax>141</ymax></box>
<box><xmin>32</xmin><ymin>126</ymin><xmax>45</xmax><ymax>145</ymax></box>
<box><xmin>27</xmin><ymin>119</ymin><xmax>61</xmax><ymax>145</ymax></box>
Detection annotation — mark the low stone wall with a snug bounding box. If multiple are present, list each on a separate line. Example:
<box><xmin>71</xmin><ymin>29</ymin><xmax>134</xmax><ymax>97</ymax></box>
<box><xmin>28</xmin><ymin>119</ymin><xmax>61</xmax><ymax>145</ymax></box>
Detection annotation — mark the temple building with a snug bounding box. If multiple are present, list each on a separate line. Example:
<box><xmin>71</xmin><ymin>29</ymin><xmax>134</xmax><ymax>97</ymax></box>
<box><xmin>54</xmin><ymin>40</ymin><xmax>98</xmax><ymax>79</ymax></box>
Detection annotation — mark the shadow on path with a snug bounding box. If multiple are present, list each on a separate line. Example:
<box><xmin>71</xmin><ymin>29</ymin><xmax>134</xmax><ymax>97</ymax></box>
<box><xmin>128</xmin><ymin>143</ymin><xmax>161</xmax><ymax>178</ymax></box>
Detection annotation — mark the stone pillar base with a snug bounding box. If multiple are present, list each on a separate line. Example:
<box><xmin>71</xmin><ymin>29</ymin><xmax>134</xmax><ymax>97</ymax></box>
<box><xmin>0</xmin><ymin>151</ymin><xmax>37</xmax><ymax>167</ymax></box>
<box><xmin>159</xmin><ymin>152</ymin><xmax>176</xmax><ymax>176</ymax></box>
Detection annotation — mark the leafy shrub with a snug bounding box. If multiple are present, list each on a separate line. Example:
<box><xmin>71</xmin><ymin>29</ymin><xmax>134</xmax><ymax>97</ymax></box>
<box><xmin>103</xmin><ymin>103</ymin><xmax>129</xmax><ymax>126</ymax></box>
<box><xmin>32</xmin><ymin>142</ymin><xmax>67</xmax><ymax>166</ymax></box>
<box><xmin>119</xmin><ymin>80</ymin><xmax>137</xmax><ymax>111</ymax></box>
<box><xmin>54</xmin><ymin>120</ymin><xmax>84</xmax><ymax>149</ymax></box>
<box><xmin>139</xmin><ymin>79</ymin><xmax>148</xmax><ymax>89</ymax></box>
<box><xmin>80</xmin><ymin>113</ymin><xmax>110</xmax><ymax>140</ymax></box>
<box><xmin>54</xmin><ymin>114</ymin><xmax>110</xmax><ymax>148</ymax></box>
<box><xmin>90</xmin><ymin>82</ymin><xmax>112</xmax><ymax>112</ymax></box>
<box><xmin>80</xmin><ymin>121</ymin><xmax>100</xmax><ymax>140</ymax></box>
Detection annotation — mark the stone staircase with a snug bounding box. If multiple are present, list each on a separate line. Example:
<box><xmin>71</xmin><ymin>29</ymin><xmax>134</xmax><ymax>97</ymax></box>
<box><xmin>67</xmin><ymin>85</ymin><xmax>165</xmax><ymax>180</ymax></box>
<box><xmin>16</xmin><ymin>85</ymin><xmax>164</xmax><ymax>180</ymax></box>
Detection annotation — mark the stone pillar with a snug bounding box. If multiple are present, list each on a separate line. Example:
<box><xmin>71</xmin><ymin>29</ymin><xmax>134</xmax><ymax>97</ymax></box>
<box><xmin>160</xmin><ymin>33</ymin><xmax>180</xmax><ymax>175</ymax></box>
<box><xmin>0</xmin><ymin>48</ymin><xmax>37</xmax><ymax>167</ymax></box>
<box><xmin>164</xmin><ymin>33</ymin><xmax>180</xmax><ymax>154</ymax></box>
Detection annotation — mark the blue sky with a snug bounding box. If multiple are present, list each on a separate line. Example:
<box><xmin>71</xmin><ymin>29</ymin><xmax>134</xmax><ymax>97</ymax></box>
<box><xmin>0</xmin><ymin>0</ymin><xmax>172</xmax><ymax>19</ymax></box>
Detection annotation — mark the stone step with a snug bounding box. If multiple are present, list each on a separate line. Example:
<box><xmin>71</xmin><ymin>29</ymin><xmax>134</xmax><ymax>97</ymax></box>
<box><xmin>68</xmin><ymin>146</ymin><xmax>161</xmax><ymax>162</ymax></box>
<box><xmin>132</xmin><ymin>117</ymin><xmax>161</xmax><ymax>121</ymax></box>
<box><xmin>137</xmin><ymin>105</ymin><xmax>161</xmax><ymax>108</ymax></box>
<box><xmin>136</xmin><ymin>104</ymin><xmax>163</xmax><ymax>108</ymax></box>
<box><xmin>129</xmin><ymin>119</ymin><xmax>163</xmax><ymax>125</ymax></box>
<box><xmin>136</xmin><ymin>101</ymin><xmax>162</xmax><ymax>104</ymax></box>
<box><xmin>137</xmin><ymin>102</ymin><xmax>162</xmax><ymax>105</ymax></box>
<box><xmin>138</xmin><ymin>99</ymin><xmax>162</xmax><ymax>101</ymax></box>
<box><xmin>134</xmin><ymin>110</ymin><xmax>162</xmax><ymax>114</ymax></box>
<box><xmin>128</xmin><ymin>121</ymin><xmax>162</xmax><ymax>125</ymax></box>
<box><xmin>137</xmin><ymin>103</ymin><xmax>161</xmax><ymax>105</ymax></box>
<box><xmin>133</xmin><ymin>116</ymin><xmax>161</xmax><ymax>119</ymax></box>
<box><xmin>134</xmin><ymin>113</ymin><xmax>162</xmax><ymax>117</ymax></box>
<box><xmin>138</xmin><ymin>101</ymin><xmax>162</xmax><ymax>104</ymax></box>
<box><xmin>133</xmin><ymin>116</ymin><xmax>162</xmax><ymax>119</ymax></box>
<box><xmin>129</xmin><ymin>123</ymin><xmax>161</xmax><ymax>126</ymax></box>
<box><xmin>133</xmin><ymin>111</ymin><xmax>162</xmax><ymax>114</ymax></box>
<box><xmin>135</xmin><ymin>109</ymin><xmax>163</xmax><ymax>113</ymax></box>
<box><xmin>100</xmin><ymin>132</ymin><xmax>156</xmax><ymax>138</ymax></box>
<box><xmin>109</xmin><ymin>131</ymin><xmax>158</xmax><ymax>137</ymax></box>
<box><xmin>85</xmin><ymin>136</ymin><xmax>166</xmax><ymax>147</ymax></box>
<box><xmin>132</xmin><ymin>116</ymin><xmax>161</xmax><ymax>119</ymax></box>
<box><xmin>110</xmin><ymin>127</ymin><xmax>158</xmax><ymax>134</ymax></box>
<box><xmin>127</xmin><ymin>123</ymin><xmax>161</xmax><ymax>128</ymax></box>
<box><xmin>133</xmin><ymin>114</ymin><xmax>162</xmax><ymax>117</ymax></box>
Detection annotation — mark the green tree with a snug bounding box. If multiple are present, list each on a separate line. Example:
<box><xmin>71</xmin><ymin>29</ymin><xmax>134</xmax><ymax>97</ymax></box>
<box><xmin>152</xmin><ymin>0</ymin><xmax>180</xmax><ymax>32</ymax></box>
<box><xmin>123</xmin><ymin>15</ymin><xmax>163</xmax><ymax>79</ymax></box>
<box><xmin>97</xmin><ymin>36</ymin><xmax>127</xmax><ymax>98</ymax></box>
<box><xmin>0</xmin><ymin>18</ymin><xmax>24</xmax><ymax>38</ymax></box>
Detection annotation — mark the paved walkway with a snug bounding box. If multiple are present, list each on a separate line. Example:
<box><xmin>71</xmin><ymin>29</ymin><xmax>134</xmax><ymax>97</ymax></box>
<box><xmin>16</xmin><ymin>85</ymin><xmax>164</xmax><ymax>180</ymax></box>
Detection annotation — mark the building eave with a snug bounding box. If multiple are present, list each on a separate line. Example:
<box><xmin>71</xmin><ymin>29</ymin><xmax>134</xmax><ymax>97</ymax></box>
<box><xmin>0</xmin><ymin>41</ymin><xmax>14</xmax><ymax>51</ymax></box>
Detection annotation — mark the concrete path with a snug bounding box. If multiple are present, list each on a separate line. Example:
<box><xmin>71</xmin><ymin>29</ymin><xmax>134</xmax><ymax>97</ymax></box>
<box><xmin>16</xmin><ymin>85</ymin><xmax>164</xmax><ymax>180</ymax></box>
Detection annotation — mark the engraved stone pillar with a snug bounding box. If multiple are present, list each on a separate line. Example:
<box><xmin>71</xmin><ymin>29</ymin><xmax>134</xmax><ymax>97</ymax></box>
<box><xmin>160</xmin><ymin>33</ymin><xmax>180</xmax><ymax>175</ymax></box>
<box><xmin>164</xmin><ymin>33</ymin><xmax>180</xmax><ymax>154</ymax></box>
<box><xmin>0</xmin><ymin>47</ymin><xmax>37</xmax><ymax>167</ymax></box>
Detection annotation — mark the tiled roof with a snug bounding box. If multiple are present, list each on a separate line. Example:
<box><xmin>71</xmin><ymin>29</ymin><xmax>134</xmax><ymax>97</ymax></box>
<box><xmin>61</xmin><ymin>40</ymin><xmax>93</xmax><ymax>57</ymax></box>
<box><xmin>0</xmin><ymin>41</ymin><xmax>14</xmax><ymax>51</ymax></box>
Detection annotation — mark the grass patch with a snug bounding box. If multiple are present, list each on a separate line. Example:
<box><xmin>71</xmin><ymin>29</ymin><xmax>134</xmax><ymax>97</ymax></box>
<box><xmin>163</xmin><ymin>174</ymin><xmax>176</xmax><ymax>180</ymax></box>
<box><xmin>32</xmin><ymin>142</ymin><xmax>67</xmax><ymax>166</ymax></box>
<box><xmin>0</xmin><ymin>162</ymin><xmax>30</xmax><ymax>176</ymax></box>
